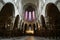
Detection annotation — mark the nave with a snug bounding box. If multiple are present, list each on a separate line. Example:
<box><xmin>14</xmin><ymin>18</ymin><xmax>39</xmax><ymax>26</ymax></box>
<box><xmin>0</xmin><ymin>2</ymin><xmax>60</xmax><ymax>39</ymax></box>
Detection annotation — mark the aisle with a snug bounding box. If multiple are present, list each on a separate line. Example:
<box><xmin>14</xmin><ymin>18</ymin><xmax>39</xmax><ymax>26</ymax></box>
<box><xmin>0</xmin><ymin>36</ymin><xmax>59</xmax><ymax>40</ymax></box>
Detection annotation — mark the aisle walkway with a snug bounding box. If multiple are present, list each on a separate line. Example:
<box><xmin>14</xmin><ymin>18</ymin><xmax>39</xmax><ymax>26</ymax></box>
<box><xmin>0</xmin><ymin>36</ymin><xmax>60</xmax><ymax>40</ymax></box>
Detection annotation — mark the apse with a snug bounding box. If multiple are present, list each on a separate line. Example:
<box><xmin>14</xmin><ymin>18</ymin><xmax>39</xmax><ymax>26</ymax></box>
<box><xmin>24</xmin><ymin>6</ymin><xmax>36</xmax><ymax>21</ymax></box>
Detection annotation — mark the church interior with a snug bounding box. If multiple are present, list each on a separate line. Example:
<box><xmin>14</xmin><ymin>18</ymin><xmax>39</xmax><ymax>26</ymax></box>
<box><xmin>0</xmin><ymin>0</ymin><xmax>60</xmax><ymax>40</ymax></box>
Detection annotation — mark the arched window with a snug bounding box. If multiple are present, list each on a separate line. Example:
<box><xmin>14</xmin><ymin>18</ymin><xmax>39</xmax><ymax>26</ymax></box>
<box><xmin>24</xmin><ymin>7</ymin><xmax>36</xmax><ymax>21</ymax></box>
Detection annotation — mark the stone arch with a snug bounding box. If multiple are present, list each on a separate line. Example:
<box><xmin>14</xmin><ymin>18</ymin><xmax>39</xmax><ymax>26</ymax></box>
<box><xmin>45</xmin><ymin>3</ymin><xmax>60</xmax><ymax>29</ymax></box>
<box><xmin>33</xmin><ymin>23</ymin><xmax>36</xmax><ymax>31</ymax></box>
<box><xmin>13</xmin><ymin>15</ymin><xmax>19</xmax><ymax>29</ymax></box>
<box><xmin>0</xmin><ymin>2</ymin><xmax>15</xmax><ymax>36</ymax></box>
<box><xmin>0</xmin><ymin>2</ymin><xmax>15</xmax><ymax>17</ymax></box>
<box><xmin>0</xmin><ymin>2</ymin><xmax>15</xmax><ymax>29</ymax></box>
<box><xmin>45</xmin><ymin>3</ymin><xmax>59</xmax><ymax>17</ymax></box>
<box><xmin>41</xmin><ymin>15</ymin><xmax>46</xmax><ymax>29</ymax></box>
<box><xmin>21</xmin><ymin>22</ymin><xmax>24</xmax><ymax>31</ymax></box>
<box><xmin>24</xmin><ymin>23</ymin><xmax>27</xmax><ymax>33</ymax></box>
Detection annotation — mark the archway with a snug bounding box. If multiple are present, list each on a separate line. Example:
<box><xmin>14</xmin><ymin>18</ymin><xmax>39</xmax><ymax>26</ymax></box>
<box><xmin>0</xmin><ymin>2</ymin><xmax>15</xmax><ymax>29</ymax></box>
<box><xmin>0</xmin><ymin>2</ymin><xmax>15</xmax><ymax>17</ymax></box>
<box><xmin>13</xmin><ymin>15</ymin><xmax>19</xmax><ymax>30</ymax></box>
<box><xmin>24</xmin><ymin>23</ymin><xmax>27</xmax><ymax>33</ymax></box>
<box><xmin>0</xmin><ymin>2</ymin><xmax>15</xmax><ymax>37</ymax></box>
<box><xmin>41</xmin><ymin>15</ymin><xmax>47</xmax><ymax>29</ymax></box>
<box><xmin>45</xmin><ymin>3</ymin><xmax>60</xmax><ymax>28</ymax></box>
<box><xmin>45</xmin><ymin>3</ymin><xmax>60</xmax><ymax>36</ymax></box>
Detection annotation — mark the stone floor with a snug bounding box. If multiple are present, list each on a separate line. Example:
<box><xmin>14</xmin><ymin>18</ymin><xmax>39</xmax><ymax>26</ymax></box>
<box><xmin>0</xmin><ymin>36</ymin><xmax>60</xmax><ymax>40</ymax></box>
